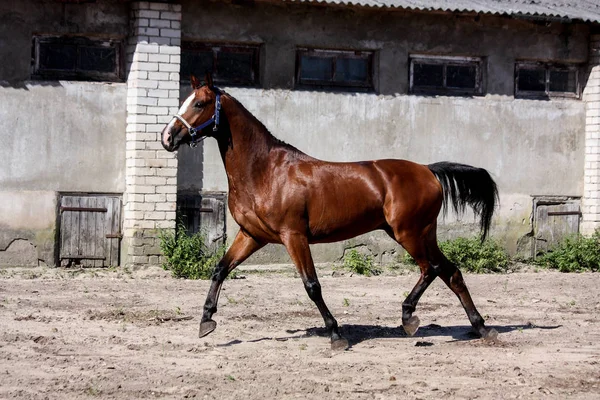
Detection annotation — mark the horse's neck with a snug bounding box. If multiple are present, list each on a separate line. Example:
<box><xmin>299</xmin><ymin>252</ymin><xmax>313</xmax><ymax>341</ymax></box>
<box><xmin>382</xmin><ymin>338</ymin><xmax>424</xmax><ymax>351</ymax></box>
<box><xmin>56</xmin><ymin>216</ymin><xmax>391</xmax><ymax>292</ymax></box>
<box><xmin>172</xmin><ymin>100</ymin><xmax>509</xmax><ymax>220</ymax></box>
<box><xmin>216</xmin><ymin>95</ymin><xmax>280</xmax><ymax>184</ymax></box>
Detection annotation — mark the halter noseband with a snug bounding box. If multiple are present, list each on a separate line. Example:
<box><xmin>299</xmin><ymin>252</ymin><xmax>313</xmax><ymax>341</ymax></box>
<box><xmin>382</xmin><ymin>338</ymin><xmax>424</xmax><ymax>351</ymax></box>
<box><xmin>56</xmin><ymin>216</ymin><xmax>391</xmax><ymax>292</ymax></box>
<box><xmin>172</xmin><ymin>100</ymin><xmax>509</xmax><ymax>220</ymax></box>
<box><xmin>173</xmin><ymin>88</ymin><xmax>222</xmax><ymax>148</ymax></box>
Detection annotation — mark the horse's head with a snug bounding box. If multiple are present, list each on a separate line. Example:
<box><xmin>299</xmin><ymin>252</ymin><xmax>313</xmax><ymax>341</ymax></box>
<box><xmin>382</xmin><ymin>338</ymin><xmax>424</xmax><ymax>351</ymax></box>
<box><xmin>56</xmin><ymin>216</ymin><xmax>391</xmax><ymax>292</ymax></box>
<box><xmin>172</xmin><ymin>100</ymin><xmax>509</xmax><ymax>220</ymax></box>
<box><xmin>161</xmin><ymin>74</ymin><xmax>221</xmax><ymax>152</ymax></box>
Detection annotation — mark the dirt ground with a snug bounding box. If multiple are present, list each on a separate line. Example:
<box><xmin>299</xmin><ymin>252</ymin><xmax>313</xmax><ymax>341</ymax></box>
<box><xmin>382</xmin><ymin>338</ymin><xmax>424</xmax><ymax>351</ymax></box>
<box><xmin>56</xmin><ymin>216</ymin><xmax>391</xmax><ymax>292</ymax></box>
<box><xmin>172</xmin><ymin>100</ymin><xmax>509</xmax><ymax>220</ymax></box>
<box><xmin>0</xmin><ymin>265</ymin><xmax>599</xmax><ymax>400</ymax></box>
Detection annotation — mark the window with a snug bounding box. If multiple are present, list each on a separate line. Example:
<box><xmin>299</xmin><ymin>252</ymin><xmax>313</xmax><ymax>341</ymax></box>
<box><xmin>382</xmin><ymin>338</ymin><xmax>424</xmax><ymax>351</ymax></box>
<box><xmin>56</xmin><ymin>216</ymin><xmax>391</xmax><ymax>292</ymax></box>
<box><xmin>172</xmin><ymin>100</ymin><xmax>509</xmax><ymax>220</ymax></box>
<box><xmin>32</xmin><ymin>35</ymin><xmax>123</xmax><ymax>82</ymax></box>
<box><xmin>410</xmin><ymin>55</ymin><xmax>484</xmax><ymax>96</ymax></box>
<box><xmin>181</xmin><ymin>42</ymin><xmax>260</xmax><ymax>86</ymax></box>
<box><xmin>296</xmin><ymin>48</ymin><xmax>374</xmax><ymax>91</ymax></box>
<box><xmin>515</xmin><ymin>62</ymin><xmax>579</xmax><ymax>99</ymax></box>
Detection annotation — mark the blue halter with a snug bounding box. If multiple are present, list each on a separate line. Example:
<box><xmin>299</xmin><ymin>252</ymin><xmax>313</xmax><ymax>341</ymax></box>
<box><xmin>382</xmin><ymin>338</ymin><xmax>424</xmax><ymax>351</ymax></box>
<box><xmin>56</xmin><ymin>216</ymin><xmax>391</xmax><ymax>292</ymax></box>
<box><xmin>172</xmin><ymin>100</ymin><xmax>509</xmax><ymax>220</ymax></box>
<box><xmin>173</xmin><ymin>88</ymin><xmax>221</xmax><ymax>148</ymax></box>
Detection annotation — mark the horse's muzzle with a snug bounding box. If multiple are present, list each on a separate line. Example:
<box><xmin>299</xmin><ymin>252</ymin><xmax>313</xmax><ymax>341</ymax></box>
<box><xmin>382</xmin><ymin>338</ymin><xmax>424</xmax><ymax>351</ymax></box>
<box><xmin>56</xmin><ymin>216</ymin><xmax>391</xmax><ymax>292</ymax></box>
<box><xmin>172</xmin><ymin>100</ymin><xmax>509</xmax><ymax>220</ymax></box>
<box><xmin>161</xmin><ymin>124</ymin><xmax>179</xmax><ymax>152</ymax></box>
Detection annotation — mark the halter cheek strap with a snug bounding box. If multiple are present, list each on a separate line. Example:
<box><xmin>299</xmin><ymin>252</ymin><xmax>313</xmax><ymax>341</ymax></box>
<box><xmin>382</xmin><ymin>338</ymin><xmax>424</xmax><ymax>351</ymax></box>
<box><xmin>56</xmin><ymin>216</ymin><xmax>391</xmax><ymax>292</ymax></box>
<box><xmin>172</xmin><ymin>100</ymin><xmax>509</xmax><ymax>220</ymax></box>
<box><xmin>173</xmin><ymin>90</ymin><xmax>221</xmax><ymax>148</ymax></box>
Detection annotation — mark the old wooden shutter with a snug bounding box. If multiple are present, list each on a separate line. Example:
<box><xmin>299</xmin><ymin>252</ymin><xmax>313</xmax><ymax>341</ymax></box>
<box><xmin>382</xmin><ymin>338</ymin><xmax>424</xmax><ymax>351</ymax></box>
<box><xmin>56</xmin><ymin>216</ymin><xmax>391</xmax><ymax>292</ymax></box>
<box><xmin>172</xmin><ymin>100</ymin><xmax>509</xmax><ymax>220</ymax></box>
<box><xmin>177</xmin><ymin>192</ymin><xmax>226</xmax><ymax>249</ymax></box>
<box><xmin>59</xmin><ymin>195</ymin><xmax>121</xmax><ymax>267</ymax></box>
<box><xmin>533</xmin><ymin>199</ymin><xmax>580</xmax><ymax>256</ymax></box>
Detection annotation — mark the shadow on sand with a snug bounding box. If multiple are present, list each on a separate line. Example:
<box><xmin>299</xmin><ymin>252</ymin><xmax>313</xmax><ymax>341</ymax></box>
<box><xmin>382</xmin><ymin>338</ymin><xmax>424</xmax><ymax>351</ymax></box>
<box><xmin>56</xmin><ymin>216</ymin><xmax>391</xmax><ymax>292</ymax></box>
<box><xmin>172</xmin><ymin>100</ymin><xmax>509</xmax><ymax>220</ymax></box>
<box><xmin>214</xmin><ymin>322</ymin><xmax>561</xmax><ymax>348</ymax></box>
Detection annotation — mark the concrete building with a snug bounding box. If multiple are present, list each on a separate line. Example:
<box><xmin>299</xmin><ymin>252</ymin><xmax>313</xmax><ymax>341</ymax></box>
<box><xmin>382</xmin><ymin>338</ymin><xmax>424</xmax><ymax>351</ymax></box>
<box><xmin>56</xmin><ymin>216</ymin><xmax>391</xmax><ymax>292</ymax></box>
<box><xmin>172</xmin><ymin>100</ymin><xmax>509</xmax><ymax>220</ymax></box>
<box><xmin>1</xmin><ymin>0</ymin><xmax>599</xmax><ymax>267</ymax></box>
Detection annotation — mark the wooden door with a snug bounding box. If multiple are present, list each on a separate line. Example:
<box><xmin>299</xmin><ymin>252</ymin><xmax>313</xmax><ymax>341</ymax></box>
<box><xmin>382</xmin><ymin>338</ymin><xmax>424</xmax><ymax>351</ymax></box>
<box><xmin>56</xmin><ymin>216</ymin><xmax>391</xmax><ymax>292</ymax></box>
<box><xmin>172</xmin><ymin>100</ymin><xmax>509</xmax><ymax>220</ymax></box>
<box><xmin>59</xmin><ymin>195</ymin><xmax>121</xmax><ymax>267</ymax></box>
<box><xmin>534</xmin><ymin>201</ymin><xmax>580</xmax><ymax>256</ymax></box>
<box><xmin>177</xmin><ymin>192</ymin><xmax>226</xmax><ymax>249</ymax></box>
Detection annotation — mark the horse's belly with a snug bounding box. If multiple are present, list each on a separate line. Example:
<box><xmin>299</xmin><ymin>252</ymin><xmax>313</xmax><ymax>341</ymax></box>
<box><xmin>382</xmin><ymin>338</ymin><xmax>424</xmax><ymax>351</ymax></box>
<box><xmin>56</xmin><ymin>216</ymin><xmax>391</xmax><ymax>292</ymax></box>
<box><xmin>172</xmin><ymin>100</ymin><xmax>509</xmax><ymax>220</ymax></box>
<box><xmin>307</xmin><ymin>208</ymin><xmax>385</xmax><ymax>244</ymax></box>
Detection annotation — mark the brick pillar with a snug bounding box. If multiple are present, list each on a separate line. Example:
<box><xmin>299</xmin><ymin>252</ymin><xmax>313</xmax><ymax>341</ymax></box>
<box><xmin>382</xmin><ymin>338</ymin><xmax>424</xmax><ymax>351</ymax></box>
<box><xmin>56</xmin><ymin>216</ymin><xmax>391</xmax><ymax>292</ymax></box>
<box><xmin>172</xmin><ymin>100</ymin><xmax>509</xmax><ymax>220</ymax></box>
<box><xmin>122</xmin><ymin>1</ymin><xmax>181</xmax><ymax>267</ymax></box>
<box><xmin>582</xmin><ymin>35</ymin><xmax>600</xmax><ymax>236</ymax></box>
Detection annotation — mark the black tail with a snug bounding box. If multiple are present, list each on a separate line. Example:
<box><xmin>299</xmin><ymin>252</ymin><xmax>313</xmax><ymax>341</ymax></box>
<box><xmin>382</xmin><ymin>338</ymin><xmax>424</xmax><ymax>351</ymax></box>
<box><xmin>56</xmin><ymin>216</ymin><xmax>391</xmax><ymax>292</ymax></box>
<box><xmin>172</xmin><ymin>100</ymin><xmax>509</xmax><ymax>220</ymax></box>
<box><xmin>428</xmin><ymin>162</ymin><xmax>499</xmax><ymax>241</ymax></box>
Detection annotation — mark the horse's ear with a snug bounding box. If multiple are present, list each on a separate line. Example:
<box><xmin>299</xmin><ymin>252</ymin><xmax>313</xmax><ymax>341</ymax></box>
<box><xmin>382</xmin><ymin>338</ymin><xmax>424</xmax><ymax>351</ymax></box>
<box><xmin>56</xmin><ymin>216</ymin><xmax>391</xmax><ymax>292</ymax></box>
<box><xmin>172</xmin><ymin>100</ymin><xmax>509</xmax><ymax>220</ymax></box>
<box><xmin>190</xmin><ymin>74</ymin><xmax>201</xmax><ymax>89</ymax></box>
<box><xmin>205</xmin><ymin>72</ymin><xmax>214</xmax><ymax>88</ymax></box>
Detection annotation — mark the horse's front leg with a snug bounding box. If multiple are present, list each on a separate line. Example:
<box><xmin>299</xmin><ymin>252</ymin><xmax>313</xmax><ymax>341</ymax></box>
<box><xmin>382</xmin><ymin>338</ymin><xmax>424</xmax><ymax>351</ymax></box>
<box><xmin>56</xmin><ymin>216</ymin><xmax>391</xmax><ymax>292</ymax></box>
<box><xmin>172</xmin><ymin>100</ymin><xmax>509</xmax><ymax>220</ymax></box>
<box><xmin>199</xmin><ymin>230</ymin><xmax>264</xmax><ymax>337</ymax></box>
<box><xmin>282</xmin><ymin>232</ymin><xmax>349</xmax><ymax>350</ymax></box>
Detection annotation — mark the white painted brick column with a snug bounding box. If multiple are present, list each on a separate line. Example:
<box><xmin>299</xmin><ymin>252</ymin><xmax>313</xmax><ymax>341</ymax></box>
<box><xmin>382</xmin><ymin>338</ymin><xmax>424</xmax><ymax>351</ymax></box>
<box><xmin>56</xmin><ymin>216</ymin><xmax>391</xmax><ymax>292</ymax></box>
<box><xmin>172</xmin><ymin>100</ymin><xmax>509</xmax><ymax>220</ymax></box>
<box><xmin>122</xmin><ymin>1</ymin><xmax>181</xmax><ymax>267</ymax></box>
<box><xmin>582</xmin><ymin>35</ymin><xmax>600</xmax><ymax>235</ymax></box>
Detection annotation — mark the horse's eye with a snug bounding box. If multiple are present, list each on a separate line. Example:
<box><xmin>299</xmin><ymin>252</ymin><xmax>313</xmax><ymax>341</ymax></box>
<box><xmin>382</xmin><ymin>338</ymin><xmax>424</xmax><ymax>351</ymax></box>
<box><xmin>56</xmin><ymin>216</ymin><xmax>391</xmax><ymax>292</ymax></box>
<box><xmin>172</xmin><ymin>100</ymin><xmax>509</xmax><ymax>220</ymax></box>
<box><xmin>194</xmin><ymin>102</ymin><xmax>203</xmax><ymax>108</ymax></box>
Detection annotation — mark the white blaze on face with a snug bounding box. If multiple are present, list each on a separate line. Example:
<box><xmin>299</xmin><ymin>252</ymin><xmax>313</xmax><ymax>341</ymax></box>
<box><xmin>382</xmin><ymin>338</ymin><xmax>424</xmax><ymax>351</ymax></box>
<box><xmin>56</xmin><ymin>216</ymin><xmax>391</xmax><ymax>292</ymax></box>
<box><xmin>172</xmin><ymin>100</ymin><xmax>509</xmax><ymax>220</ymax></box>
<box><xmin>165</xmin><ymin>92</ymin><xmax>196</xmax><ymax>132</ymax></box>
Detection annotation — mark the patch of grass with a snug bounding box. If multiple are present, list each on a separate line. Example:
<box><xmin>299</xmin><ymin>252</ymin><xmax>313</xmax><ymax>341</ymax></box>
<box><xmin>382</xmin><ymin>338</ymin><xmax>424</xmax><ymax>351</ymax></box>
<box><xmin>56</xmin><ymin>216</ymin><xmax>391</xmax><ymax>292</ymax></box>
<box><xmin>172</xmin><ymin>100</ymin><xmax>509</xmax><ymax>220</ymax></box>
<box><xmin>159</xmin><ymin>222</ymin><xmax>226</xmax><ymax>280</ymax></box>
<box><xmin>342</xmin><ymin>249</ymin><xmax>381</xmax><ymax>276</ymax></box>
<box><xmin>404</xmin><ymin>237</ymin><xmax>510</xmax><ymax>273</ymax></box>
<box><xmin>342</xmin><ymin>298</ymin><xmax>350</xmax><ymax>307</ymax></box>
<box><xmin>535</xmin><ymin>230</ymin><xmax>600</xmax><ymax>272</ymax></box>
<box><xmin>85</xmin><ymin>385</ymin><xmax>101</xmax><ymax>396</ymax></box>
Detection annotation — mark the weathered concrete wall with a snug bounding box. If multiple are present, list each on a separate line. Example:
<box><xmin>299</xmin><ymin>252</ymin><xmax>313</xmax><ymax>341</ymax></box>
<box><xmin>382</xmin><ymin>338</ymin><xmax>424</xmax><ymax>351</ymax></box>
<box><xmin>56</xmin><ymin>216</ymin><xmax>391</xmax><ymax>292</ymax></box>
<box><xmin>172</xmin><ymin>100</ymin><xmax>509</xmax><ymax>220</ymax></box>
<box><xmin>0</xmin><ymin>82</ymin><xmax>127</xmax><ymax>265</ymax></box>
<box><xmin>176</xmin><ymin>0</ymin><xmax>588</xmax><ymax>263</ymax></box>
<box><xmin>180</xmin><ymin>0</ymin><xmax>589</xmax><ymax>93</ymax></box>
<box><xmin>0</xmin><ymin>191</ymin><xmax>56</xmax><ymax>267</ymax></box>
<box><xmin>0</xmin><ymin>82</ymin><xmax>127</xmax><ymax>192</ymax></box>
<box><xmin>0</xmin><ymin>0</ymin><xmax>128</xmax><ymax>266</ymax></box>
<box><xmin>0</xmin><ymin>0</ymin><xmax>129</xmax><ymax>82</ymax></box>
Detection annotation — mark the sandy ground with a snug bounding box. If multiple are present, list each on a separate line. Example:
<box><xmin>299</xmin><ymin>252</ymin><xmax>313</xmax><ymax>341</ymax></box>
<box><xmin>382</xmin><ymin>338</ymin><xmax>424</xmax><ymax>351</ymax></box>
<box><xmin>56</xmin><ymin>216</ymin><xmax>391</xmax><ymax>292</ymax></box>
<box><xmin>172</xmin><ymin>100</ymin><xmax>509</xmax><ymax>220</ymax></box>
<box><xmin>0</xmin><ymin>265</ymin><xmax>599</xmax><ymax>399</ymax></box>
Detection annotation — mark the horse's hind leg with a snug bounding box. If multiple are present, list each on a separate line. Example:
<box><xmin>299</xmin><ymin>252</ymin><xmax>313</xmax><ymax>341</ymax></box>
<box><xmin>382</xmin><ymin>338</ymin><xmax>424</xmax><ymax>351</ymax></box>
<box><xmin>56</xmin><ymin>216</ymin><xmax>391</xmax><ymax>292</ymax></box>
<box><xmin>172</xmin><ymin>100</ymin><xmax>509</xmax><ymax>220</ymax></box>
<box><xmin>428</xmin><ymin>243</ymin><xmax>498</xmax><ymax>340</ymax></box>
<box><xmin>395</xmin><ymin>232</ymin><xmax>439</xmax><ymax>336</ymax></box>
<box><xmin>282</xmin><ymin>232</ymin><xmax>349</xmax><ymax>350</ymax></box>
<box><xmin>199</xmin><ymin>230</ymin><xmax>264</xmax><ymax>338</ymax></box>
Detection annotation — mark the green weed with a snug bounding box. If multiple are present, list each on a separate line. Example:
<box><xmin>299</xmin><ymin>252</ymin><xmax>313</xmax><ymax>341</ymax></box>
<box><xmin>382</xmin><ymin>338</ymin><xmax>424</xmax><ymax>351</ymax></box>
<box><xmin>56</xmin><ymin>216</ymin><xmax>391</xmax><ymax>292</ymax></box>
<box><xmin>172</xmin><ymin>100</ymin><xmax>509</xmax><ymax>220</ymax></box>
<box><xmin>404</xmin><ymin>237</ymin><xmax>510</xmax><ymax>273</ymax></box>
<box><xmin>159</xmin><ymin>222</ymin><xmax>226</xmax><ymax>280</ymax></box>
<box><xmin>342</xmin><ymin>249</ymin><xmax>381</xmax><ymax>276</ymax></box>
<box><xmin>535</xmin><ymin>230</ymin><xmax>600</xmax><ymax>272</ymax></box>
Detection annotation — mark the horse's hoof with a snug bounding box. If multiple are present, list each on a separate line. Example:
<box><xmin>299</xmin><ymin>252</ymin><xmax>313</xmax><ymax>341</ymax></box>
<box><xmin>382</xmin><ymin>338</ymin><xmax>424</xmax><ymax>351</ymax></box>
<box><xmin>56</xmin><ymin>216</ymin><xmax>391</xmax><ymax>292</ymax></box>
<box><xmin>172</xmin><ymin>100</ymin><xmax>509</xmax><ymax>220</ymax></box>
<box><xmin>483</xmin><ymin>328</ymin><xmax>498</xmax><ymax>341</ymax></box>
<box><xmin>199</xmin><ymin>319</ymin><xmax>217</xmax><ymax>338</ymax></box>
<box><xmin>331</xmin><ymin>337</ymin><xmax>349</xmax><ymax>351</ymax></box>
<box><xmin>403</xmin><ymin>316</ymin><xmax>420</xmax><ymax>336</ymax></box>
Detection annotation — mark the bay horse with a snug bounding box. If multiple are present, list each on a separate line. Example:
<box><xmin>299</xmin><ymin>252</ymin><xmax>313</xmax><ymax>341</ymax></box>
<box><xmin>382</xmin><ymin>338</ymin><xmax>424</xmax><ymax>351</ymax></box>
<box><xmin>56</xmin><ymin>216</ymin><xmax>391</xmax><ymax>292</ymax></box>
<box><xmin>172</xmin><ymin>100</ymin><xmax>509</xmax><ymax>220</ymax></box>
<box><xmin>161</xmin><ymin>74</ymin><xmax>499</xmax><ymax>350</ymax></box>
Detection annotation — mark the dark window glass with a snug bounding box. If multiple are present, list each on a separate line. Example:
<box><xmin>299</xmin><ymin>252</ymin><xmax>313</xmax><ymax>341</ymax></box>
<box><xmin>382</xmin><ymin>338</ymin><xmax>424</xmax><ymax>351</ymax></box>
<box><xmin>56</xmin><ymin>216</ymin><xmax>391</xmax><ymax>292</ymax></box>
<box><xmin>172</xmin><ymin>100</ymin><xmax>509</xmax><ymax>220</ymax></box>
<box><xmin>181</xmin><ymin>43</ymin><xmax>259</xmax><ymax>86</ymax></box>
<box><xmin>447</xmin><ymin>64</ymin><xmax>476</xmax><ymax>89</ymax></box>
<box><xmin>549</xmin><ymin>69</ymin><xmax>577</xmax><ymax>93</ymax></box>
<box><xmin>181</xmin><ymin>50</ymin><xmax>213</xmax><ymax>79</ymax></box>
<box><xmin>217</xmin><ymin>51</ymin><xmax>254</xmax><ymax>83</ymax></box>
<box><xmin>296</xmin><ymin>49</ymin><xmax>373</xmax><ymax>90</ymax></box>
<box><xmin>301</xmin><ymin>56</ymin><xmax>333</xmax><ymax>81</ymax></box>
<box><xmin>39</xmin><ymin>42</ymin><xmax>77</xmax><ymax>70</ymax></box>
<box><xmin>413</xmin><ymin>63</ymin><xmax>444</xmax><ymax>87</ymax></box>
<box><xmin>79</xmin><ymin>46</ymin><xmax>116</xmax><ymax>72</ymax></box>
<box><xmin>335</xmin><ymin>57</ymin><xmax>368</xmax><ymax>83</ymax></box>
<box><xmin>411</xmin><ymin>57</ymin><xmax>482</xmax><ymax>95</ymax></box>
<box><xmin>515</xmin><ymin>63</ymin><xmax>579</xmax><ymax>98</ymax></box>
<box><xmin>518</xmin><ymin>68</ymin><xmax>546</xmax><ymax>92</ymax></box>
<box><xmin>33</xmin><ymin>36</ymin><xmax>122</xmax><ymax>82</ymax></box>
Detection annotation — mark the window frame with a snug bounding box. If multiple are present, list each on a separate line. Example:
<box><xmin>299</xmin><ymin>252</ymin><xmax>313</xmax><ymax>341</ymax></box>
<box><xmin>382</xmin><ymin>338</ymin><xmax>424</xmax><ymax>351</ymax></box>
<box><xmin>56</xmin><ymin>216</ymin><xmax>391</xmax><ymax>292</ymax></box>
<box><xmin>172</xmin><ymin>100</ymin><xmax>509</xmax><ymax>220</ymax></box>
<box><xmin>295</xmin><ymin>48</ymin><xmax>375</xmax><ymax>91</ymax></box>
<box><xmin>180</xmin><ymin>41</ymin><xmax>261</xmax><ymax>87</ymax></box>
<box><xmin>31</xmin><ymin>35</ymin><xmax>124</xmax><ymax>82</ymax></box>
<box><xmin>515</xmin><ymin>61</ymin><xmax>580</xmax><ymax>99</ymax></box>
<box><xmin>409</xmin><ymin>54</ymin><xmax>484</xmax><ymax>96</ymax></box>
